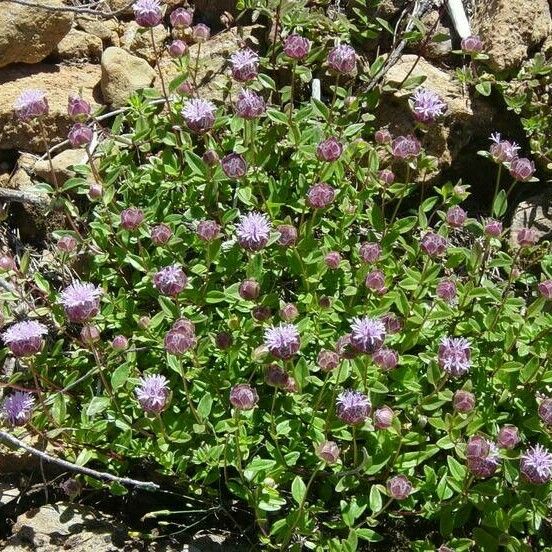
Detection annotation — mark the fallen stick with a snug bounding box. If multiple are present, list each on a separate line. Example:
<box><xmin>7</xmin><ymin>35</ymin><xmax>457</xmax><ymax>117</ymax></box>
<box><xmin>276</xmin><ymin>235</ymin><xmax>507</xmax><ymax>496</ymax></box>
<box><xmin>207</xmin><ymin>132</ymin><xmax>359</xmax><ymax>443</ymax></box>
<box><xmin>0</xmin><ymin>429</ymin><xmax>160</xmax><ymax>491</ymax></box>
<box><xmin>0</xmin><ymin>187</ymin><xmax>50</xmax><ymax>207</ymax></box>
<box><xmin>0</xmin><ymin>0</ymin><xmax>134</xmax><ymax>18</ymax></box>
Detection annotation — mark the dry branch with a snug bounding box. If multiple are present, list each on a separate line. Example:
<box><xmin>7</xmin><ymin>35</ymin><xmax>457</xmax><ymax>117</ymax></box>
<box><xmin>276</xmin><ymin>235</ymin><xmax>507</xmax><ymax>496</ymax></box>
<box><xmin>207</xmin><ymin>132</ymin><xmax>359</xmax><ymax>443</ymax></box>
<box><xmin>0</xmin><ymin>0</ymin><xmax>134</xmax><ymax>18</ymax></box>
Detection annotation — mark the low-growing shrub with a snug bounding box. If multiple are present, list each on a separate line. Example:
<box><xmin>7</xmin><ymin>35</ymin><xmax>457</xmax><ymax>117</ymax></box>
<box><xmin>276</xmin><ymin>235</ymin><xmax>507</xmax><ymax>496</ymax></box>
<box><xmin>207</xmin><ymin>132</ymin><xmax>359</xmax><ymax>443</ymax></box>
<box><xmin>1</xmin><ymin>1</ymin><xmax>552</xmax><ymax>550</ymax></box>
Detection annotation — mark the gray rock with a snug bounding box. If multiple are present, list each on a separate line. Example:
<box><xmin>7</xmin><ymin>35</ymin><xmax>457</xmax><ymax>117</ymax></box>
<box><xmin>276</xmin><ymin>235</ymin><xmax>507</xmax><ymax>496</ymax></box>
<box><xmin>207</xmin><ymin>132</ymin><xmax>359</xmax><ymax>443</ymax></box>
<box><xmin>55</xmin><ymin>29</ymin><xmax>104</xmax><ymax>62</ymax></box>
<box><xmin>510</xmin><ymin>191</ymin><xmax>552</xmax><ymax>249</ymax></box>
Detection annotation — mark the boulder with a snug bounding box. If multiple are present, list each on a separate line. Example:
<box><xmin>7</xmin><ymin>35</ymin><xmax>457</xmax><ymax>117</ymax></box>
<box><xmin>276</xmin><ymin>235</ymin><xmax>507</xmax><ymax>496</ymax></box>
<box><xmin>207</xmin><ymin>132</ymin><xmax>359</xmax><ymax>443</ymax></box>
<box><xmin>0</xmin><ymin>0</ymin><xmax>74</xmax><ymax>68</ymax></box>
<box><xmin>33</xmin><ymin>149</ymin><xmax>88</xmax><ymax>186</ymax></box>
<box><xmin>121</xmin><ymin>21</ymin><xmax>169</xmax><ymax>64</ymax></box>
<box><xmin>101</xmin><ymin>46</ymin><xmax>156</xmax><ymax>107</ymax></box>
<box><xmin>509</xmin><ymin>191</ymin><xmax>552</xmax><ymax>249</ymax></box>
<box><xmin>0</xmin><ymin>64</ymin><xmax>102</xmax><ymax>153</ymax></box>
<box><xmin>76</xmin><ymin>16</ymin><xmax>121</xmax><ymax>46</ymax></box>
<box><xmin>472</xmin><ymin>0</ymin><xmax>552</xmax><ymax>72</ymax></box>
<box><xmin>55</xmin><ymin>29</ymin><xmax>103</xmax><ymax>61</ymax></box>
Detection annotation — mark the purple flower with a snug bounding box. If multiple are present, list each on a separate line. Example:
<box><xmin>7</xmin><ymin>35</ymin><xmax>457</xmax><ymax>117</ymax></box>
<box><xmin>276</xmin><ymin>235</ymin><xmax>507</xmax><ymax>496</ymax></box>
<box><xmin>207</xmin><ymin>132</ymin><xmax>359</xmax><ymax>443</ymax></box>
<box><xmin>2</xmin><ymin>320</ymin><xmax>48</xmax><ymax>357</ymax></box>
<box><xmin>520</xmin><ymin>445</ymin><xmax>552</xmax><ymax>484</ymax></box>
<box><xmin>276</xmin><ymin>224</ymin><xmax>298</xmax><ymax>247</ymax></box>
<box><xmin>336</xmin><ymin>389</ymin><xmax>371</xmax><ymax>425</ymax></box>
<box><xmin>265</xmin><ymin>364</ymin><xmax>289</xmax><ymax>388</ymax></box>
<box><xmin>111</xmin><ymin>335</ymin><xmax>129</xmax><ymax>351</ymax></box>
<box><xmin>307</xmin><ymin>182</ymin><xmax>335</xmax><ymax>209</ymax></box>
<box><xmin>365</xmin><ymin>270</ymin><xmax>386</xmax><ymax>294</ymax></box>
<box><xmin>57</xmin><ymin>235</ymin><xmax>77</xmax><ymax>253</ymax></box>
<box><xmin>120</xmin><ymin>207</ymin><xmax>144</xmax><ymax>231</ymax></box>
<box><xmin>316</xmin><ymin>137</ymin><xmax>343</xmax><ymax>162</ymax></box>
<box><xmin>14</xmin><ymin>89</ymin><xmax>49</xmax><ymax>121</ymax></box>
<box><xmin>230</xmin><ymin>383</ymin><xmax>258</xmax><ymax>410</ymax></box>
<box><xmin>466</xmin><ymin>435</ymin><xmax>490</xmax><ymax>458</ymax></box>
<box><xmin>380</xmin><ymin>313</ymin><xmax>402</xmax><ymax>335</ymax></box>
<box><xmin>264</xmin><ymin>323</ymin><xmax>300</xmax><ymax>359</ymax></box>
<box><xmin>196</xmin><ymin>220</ymin><xmax>221</xmax><ymax>242</ymax></box>
<box><xmin>236</xmin><ymin>212</ymin><xmax>271</xmax><ymax>251</ymax></box>
<box><xmin>516</xmin><ymin>227</ymin><xmax>537</xmax><ymax>247</ymax></box>
<box><xmin>391</xmin><ymin>135</ymin><xmax>422</xmax><ymax>159</ymax></box>
<box><xmin>164</xmin><ymin>329</ymin><xmax>196</xmax><ymax>355</ymax></box>
<box><xmin>1</xmin><ymin>392</ymin><xmax>35</xmax><ymax>426</ymax></box>
<box><xmin>317</xmin><ymin>349</ymin><xmax>340</xmax><ymax>372</ymax></box>
<box><xmin>221</xmin><ymin>153</ymin><xmax>247</xmax><ymax>179</ymax></box>
<box><xmin>60</xmin><ymin>281</ymin><xmax>102</xmax><ymax>323</ymax></box>
<box><xmin>327</xmin><ymin>44</ymin><xmax>356</xmax><ymax>74</ymax></box>
<box><xmin>151</xmin><ymin>223</ymin><xmax>172</xmax><ymax>245</ymax></box>
<box><xmin>374</xmin><ymin>128</ymin><xmax>392</xmax><ymax>144</ymax></box>
<box><xmin>446</xmin><ymin>206</ymin><xmax>467</xmax><ymax>228</ymax></box>
<box><xmin>229</xmin><ymin>49</ymin><xmax>259</xmax><ymax>82</ymax></box>
<box><xmin>169</xmin><ymin>39</ymin><xmax>188</xmax><ymax>58</ymax></box>
<box><xmin>410</xmin><ymin>88</ymin><xmax>447</xmax><ymax>124</ymax></box>
<box><xmin>372</xmin><ymin>347</ymin><xmax>399</xmax><ymax>371</ymax></box>
<box><xmin>538</xmin><ymin>398</ymin><xmax>552</xmax><ymax>425</ymax></box>
<box><xmin>484</xmin><ymin>218</ymin><xmax>503</xmax><ymax>238</ymax></box>
<box><xmin>538</xmin><ymin>280</ymin><xmax>552</xmax><ymax>300</ymax></box>
<box><xmin>436</xmin><ymin>279</ymin><xmax>457</xmax><ymax>303</ymax></box>
<box><xmin>132</xmin><ymin>0</ymin><xmax>162</xmax><ymax>27</ymax></box>
<box><xmin>202</xmin><ymin>149</ymin><xmax>219</xmax><ymax>167</ymax></box>
<box><xmin>350</xmin><ymin>316</ymin><xmax>386</xmax><ymax>354</ymax></box>
<box><xmin>438</xmin><ymin>337</ymin><xmax>471</xmax><ymax>377</ymax></box>
<box><xmin>153</xmin><ymin>265</ymin><xmax>187</xmax><ymax>296</ymax></box>
<box><xmin>359</xmin><ymin>242</ymin><xmax>381</xmax><ymax>264</ymax></box>
<box><xmin>489</xmin><ymin>133</ymin><xmax>520</xmax><ymax>163</ymax></box>
<box><xmin>509</xmin><ymin>157</ymin><xmax>535</xmax><ymax>182</ymax></box>
<box><xmin>335</xmin><ymin>334</ymin><xmax>359</xmax><ymax>359</ymax></box>
<box><xmin>386</xmin><ymin>475</ymin><xmax>412</xmax><ymax>500</ymax></box>
<box><xmin>461</xmin><ymin>35</ymin><xmax>484</xmax><ymax>53</ymax></box>
<box><xmin>170</xmin><ymin>7</ymin><xmax>193</xmax><ymax>28</ymax></box>
<box><xmin>239</xmin><ymin>279</ymin><xmax>260</xmax><ymax>301</ymax></box>
<box><xmin>324</xmin><ymin>251</ymin><xmax>341</xmax><ymax>270</ymax></box>
<box><xmin>316</xmin><ymin>441</ymin><xmax>340</xmax><ymax>464</ymax></box>
<box><xmin>252</xmin><ymin>305</ymin><xmax>272</xmax><ymax>322</ymax></box>
<box><xmin>192</xmin><ymin>23</ymin><xmax>210</xmax><ymax>43</ymax></box>
<box><xmin>421</xmin><ymin>231</ymin><xmax>447</xmax><ymax>257</ymax></box>
<box><xmin>280</xmin><ymin>303</ymin><xmax>299</xmax><ymax>322</ymax></box>
<box><xmin>68</xmin><ymin>123</ymin><xmax>93</xmax><ymax>148</ymax></box>
<box><xmin>497</xmin><ymin>426</ymin><xmax>520</xmax><ymax>450</ymax></box>
<box><xmin>215</xmin><ymin>331</ymin><xmax>233</xmax><ymax>350</ymax></box>
<box><xmin>67</xmin><ymin>95</ymin><xmax>91</xmax><ymax>121</ymax></box>
<box><xmin>60</xmin><ymin>478</ymin><xmax>82</xmax><ymax>498</ymax></box>
<box><xmin>453</xmin><ymin>390</ymin><xmax>475</xmax><ymax>413</ymax></box>
<box><xmin>89</xmin><ymin>183</ymin><xmax>103</xmax><ymax>199</ymax></box>
<box><xmin>172</xmin><ymin>317</ymin><xmax>195</xmax><ymax>337</ymax></box>
<box><xmin>283</xmin><ymin>34</ymin><xmax>311</xmax><ymax>60</ymax></box>
<box><xmin>135</xmin><ymin>374</ymin><xmax>170</xmax><ymax>413</ymax></box>
<box><xmin>379</xmin><ymin>169</ymin><xmax>395</xmax><ymax>185</ymax></box>
<box><xmin>466</xmin><ymin>440</ymin><xmax>500</xmax><ymax>478</ymax></box>
<box><xmin>80</xmin><ymin>324</ymin><xmax>100</xmax><ymax>345</ymax></box>
<box><xmin>374</xmin><ymin>405</ymin><xmax>394</xmax><ymax>429</ymax></box>
<box><xmin>182</xmin><ymin>98</ymin><xmax>216</xmax><ymax>133</ymax></box>
<box><xmin>235</xmin><ymin>89</ymin><xmax>265</xmax><ymax>119</ymax></box>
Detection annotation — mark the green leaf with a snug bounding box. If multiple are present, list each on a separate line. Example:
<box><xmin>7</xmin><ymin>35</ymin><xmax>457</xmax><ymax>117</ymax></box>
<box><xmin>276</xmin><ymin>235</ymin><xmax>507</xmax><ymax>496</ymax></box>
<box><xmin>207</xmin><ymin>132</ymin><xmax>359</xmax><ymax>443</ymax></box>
<box><xmin>356</xmin><ymin>528</ymin><xmax>383</xmax><ymax>542</ymax></box>
<box><xmin>492</xmin><ymin>189</ymin><xmax>507</xmax><ymax>217</ymax></box>
<box><xmin>476</xmin><ymin>81</ymin><xmax>492</xmax><ymax>96</ymax></box>
<box><xmin>52</xmin><ymin>394</ymin><xmax>66</xmax><ymax>425</ymax></box>
<box><xmin>291</xmin><ymin>475</ymin><xmax>307</xmax><ymax>504</ymax></box>
<box><xmin>86</xmin><ymin>397</ymin><xmax>111</xmax><ymax>417</ymax></box>
<box><xmin>111</xmin><ymin>363</ymin><xmax>130</xmax><ymax>390</ymax></box>
<box><xmin>197</xmin><ymin>392</ymin><xmax>213</xmax><ymax>420</ymax></box>
<box><xmin>369</xmin><ymin>485</ymin><xmax>382</xmax><ymax>513</ymax></box>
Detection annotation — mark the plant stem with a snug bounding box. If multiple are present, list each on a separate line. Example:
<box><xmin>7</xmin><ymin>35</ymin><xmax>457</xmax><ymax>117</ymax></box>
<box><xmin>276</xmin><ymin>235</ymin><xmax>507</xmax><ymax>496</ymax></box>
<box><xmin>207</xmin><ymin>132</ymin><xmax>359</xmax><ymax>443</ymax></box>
<box><xmin>150</xmin><ymin>28</ymin><xmax>170</xmax><ymax>110</ymax></box>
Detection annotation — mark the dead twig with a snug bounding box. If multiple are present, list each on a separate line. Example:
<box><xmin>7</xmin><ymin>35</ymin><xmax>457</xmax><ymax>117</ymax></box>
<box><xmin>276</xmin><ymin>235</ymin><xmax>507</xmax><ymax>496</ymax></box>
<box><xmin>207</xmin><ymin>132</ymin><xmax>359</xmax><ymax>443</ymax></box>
<box><xmin>0</xmin><ymin>187</ymin><xmax>50</xmax><ymax>207</ymax></box>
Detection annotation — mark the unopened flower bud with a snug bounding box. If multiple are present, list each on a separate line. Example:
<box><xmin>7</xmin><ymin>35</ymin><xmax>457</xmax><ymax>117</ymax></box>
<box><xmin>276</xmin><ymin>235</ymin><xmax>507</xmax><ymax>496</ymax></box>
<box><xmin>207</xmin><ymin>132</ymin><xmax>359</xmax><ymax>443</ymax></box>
<box><xmin>202</xmin><ymin>149</ymin><xmax>219</xmax><ymax>167</ymax></box>
<box><xmin>497</xmin><ymin>425</ymin><xmax>520</xmax><ymax>449</ymax></box>
<box><xmin>374</xmin><ymin>405</ymin><xmax>394</xmax><ymax>429</ymax></box>
<box><xmin>252</xmin><ymin>305</ymin><xmax>272</xmax><ymax>322</ymax></box>
<box><xmin>169</xmin><ymin>39</ymin><xmax>188</xmax><ymax>58</ymax></box>
<box><xmin>111</xmin><ymin>335</ymin><xmax>129</xmax><ymax>351</ymax></box>
<box><xmin>316</xmin><ymin>441</ymin><xmax>340</xmax><ymax>464</ymax></box>
<box><xmin>80</xmin><ymin>325</ymin><xmax>100</xmax><ymax>345</ymax></box>
<box><xmin>324</xmin><ymin>251</ymin><xmax>341</xmax><ymax>269</ymax></box>
<box><xmin>375</xmin><ymin>128</ymin><xmax>392</xmax><ymax>144</ymax></box>
<box><xmin>239</xmin><ymin>278</ymin><xmax>260</xmax><ymax>300</ymax></box>
<box><xmin>192</xmin><ymin>23</ymin><xmax>210</xmax><ymax>43</ymax></box>
<box><xmin>151</xmin><ymin>223</ymin><xmax>172</xmax><ymax>245</ymax></box>
<box><xmin>120</xmin><ymin>207</ymin><xmax>144</xmax><ymax>231</ymax></box>
<box><xmin>317</xmin><ymin>349</ymin><xmax>340</xmax><ymax>372</ymax></box>
<box><xmin>57</xmin><ymin>235</ymin><xmax>77</xmax><ymax>253</ymax></box>
<box><xmin>88</xmin><ymin>182</ymin><xmax>103</xmax><ymax>199</ymax></box>
<box><xmin>538</xmin><ymin>280</ymin><xmax>552</xmax><ymax>300</ymax></box>
<box><xmin>453</xmin><ymin>390</ymin><xmax>475</xmax><ymax>413</ymax></box>
<box><xmin>230</xmin><ymin>383</ymin><xmax>258</xmax><ymax>410</ymax></box>
<box><xmin>280</xmin><ymin>303</ymin><xmax>299</xmax><ymax>322</ymax></box>
<box><xmin>386</xmin><ymin>475</ymin><xmax>412</xmax><ymax>500</ymax></box>
<box><xmin>138</xmin><ymin>316</ymin><xmax>151</xmax><ymax>329</ymax></box>
<box><xmin>215</xmin><ymin>331</ymin><xmax>233</xmax><ymax>350</ymax></box>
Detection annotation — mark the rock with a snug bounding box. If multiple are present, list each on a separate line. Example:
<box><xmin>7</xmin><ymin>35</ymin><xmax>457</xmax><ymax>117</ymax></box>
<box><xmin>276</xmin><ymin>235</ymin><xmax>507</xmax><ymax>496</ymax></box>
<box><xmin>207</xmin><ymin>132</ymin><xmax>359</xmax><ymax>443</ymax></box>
<box><xmin>510</xmin><ymin>191</ymin><xmax>552</xmax><ymax>249</ymax></box>
<box><xmin>193</xmin><ymin>0</ymin><xmax>237</xmax><ymax>29</ymax></box>
<box><xmin>33</xmin><ymin>149</ymin><xmax>88</xmax><ymax>186</ymax></box>
<box><xmin>0</xmin><ymin>478</ymin><xmax>20</xmax><ymax>506</ymax></box>
<box><xmin>55</xmin><ymin>29</ymin><xmax>103</xmax><ymax>61</ymax></box>
<box><xmin>472</xmin><ymin>0</ymin><xmax>552</xmax><ymax>72</ymax></box>
<box><xmin>121</xmin><ymin>21</ymin><xmax>169</xmax><ymax>64</ymax></box>
<box><xmin>101</xmin><ymin>46</ymin><xmax>156</xmax><ymax>107</ymax></box>
<box><xmin>0</xmin><ymin>0</ymin><xmax>73</xmax><ymax>68</ymax></box>
<box><xmin>417</xmin><ymin>10</ymin><xmax>453</xmax><ymax>61</ymax></box>
<box><xmin>0</xmin><ymin>63</ymin><xmax>101</xmax><ymax>153</ymax></box>
<box><xmin>7</xmin><ymin>502</ymin><xmax>128</xmax><ymax>551</ymax></box>
<box><xmin>76</xmin><ymin>16</ymin><xmax>121</xmax><ymax>47</ymax></box>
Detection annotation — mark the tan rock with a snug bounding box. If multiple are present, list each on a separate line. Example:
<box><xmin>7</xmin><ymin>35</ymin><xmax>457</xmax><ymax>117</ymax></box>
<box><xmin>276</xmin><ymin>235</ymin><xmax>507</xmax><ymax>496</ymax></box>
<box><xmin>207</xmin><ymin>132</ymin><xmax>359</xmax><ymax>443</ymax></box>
<box><xmin>510</xmin><ymin>191</ymin><xmax>552</xmax><ymax>249</ymax></box>
<box><xmin>76</xmin><ymin>15</ymin><xmax>121</xmax><ymax>46</ymax></box>
<box><xmin>33</xmin><ymin>149</ymin><xmax>88</xmax><ymax>186</ymax></box>
<box><xmin>101</xmin><ymin>46</ymin><xmax>156</xmax><ymax>107</ymax></box>
<box><xmin>0</xmin><ymin>0</ymin><xmax>73</xmax><ymax>68</ymax></box>
<box><xmin>55</xmin><ymin>29</ymin><xmax>103</xmax><ymax>61</ymax></box>
<box><xmin>472</xmin><ymin>0</ymin><xmax>552</xmax><ymax>72</ymax></box>
<box><xmin>0</xmin><ymin>64</ymin><xmax>101</xmax><ymax>153</ymax></box>
<box><xmin>121</xmin><ymin>21</ymin><xmax>168</xmax><ymax>64</ymax></box>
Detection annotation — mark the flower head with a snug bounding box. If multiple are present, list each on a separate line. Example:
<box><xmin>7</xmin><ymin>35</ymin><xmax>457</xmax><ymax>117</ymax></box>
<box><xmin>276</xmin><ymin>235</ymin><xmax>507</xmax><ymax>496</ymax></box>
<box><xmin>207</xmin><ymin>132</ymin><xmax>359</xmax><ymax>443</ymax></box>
<box><xmin>421</xmin><ymin>231</ymin><xmax>447</xmax><ymax>257</ymax></box>
<box><xmin>372</xmin><ymin>347</ymin><xmax>399</xmax><ymax>371</ymax></box>
<box><xmin>466</xmin><ymin>440</ymin><xmax>500</xmax><ymax>478</ymax></box>
<box><xmin>516</xmin><ymin>227</ymin><xmax>537</xmax><ymax>247</ymax></box>
<box><xmin>1</xmin><ymin>392</ymin><xmax>35</xmax><ymax>426</ymax></box>
<box><xmin>236</xmin><ymin>212</ymin><xmax>271</xmax><ymax>251</ymax></box>
<box><xmin>509</xmin><ymin>157</ymin><xmax>535</xmax><ymax>182</ymax></box>
<box><xmin>374</xmin><ymin>405</ymin><xmax>394</xmax><ymax>429</ymax></box>
<box><xmin>324</xmin><ymin>251</ymin><xmax>341</xmax><ymax>270</ymax></box>
<box><xmin>153</xmin><ymin>265</ymin><xmax>187</xmax><ymax>296</ymax></box>
<box><xmin>276</xmin><ymin>224</ymin><xmax>298</xmax><ymax>247</ymax></box>
<box><xmin>489</xmin><ymin>133</ymin><xmax>520</xmax><ymax>163</ymax></box>
<box><xmin>120</xmin><ymin>207</ymin><xmax>144</xmax><ymax>231</ymax></box>
<box><xmin>230</xmin><ymin>384</ymin><xmax>258</xmax><ymax>410</ymax></box>
<box><xmin>68</xmin><ymin>123</ymin><xmax>93</xmax><ymax>148</ymax></box>
<box><xmin>520</xmin><ymin>444</ymin><xmax>552</xmax><ymax>484</ymax></box>
<box><xmin>59</xmin><ymin>281</ymin><xmax>102</xmax><ymax>323</ymax></box>
<box><xmin>446</xmin><ymin>206</ymin><xmax>467</xmax><ymax>228</ymax></box>
<box><xmin>135</xmin><ymin>374</ymin><xmax>170</xmax><ymax>413</ymax></box>
<box><xmin>336</xmin><ymin>389</ymin><xmax>371</xmax><ymax>425</ymax></box>
<box><xmin>264</xmin><ymin>323</ymin><xmax>300</xmax><ymax>359</ymax></box>
<box><xmin>391</xmin><ymin>135</ymin><xmax>421</xmax><ymax>159</ymax></box>
<box><xmin>461</xmin><ymin>35</ymin><xmax>483</xmax><ymax>53</ymax></box>
<box><xmin>196</xmin><ymin>220</ymin><xmax>221</xmax><ymax>242</ymax></box>
<box><xmin>151</xmin><ymin>223</ymin><xmax>172</xmax><ymax>245</ymax></box>
<box><xmin>235</xmin><ymin>89</ymin><xmax>265</xmax><ymax>119</ymax></box>
<box><xmin>386</xmin><ymin>475</ymin><xmax>412</xmax><ymax>500</ymax></box>
<box><xmin>230</xmin><ymin>49</ymin><xmax>259</xmax><ymax>82</ymax></box>
<box><xmin>497</xmin><ymin>425</ymin><xmax>520</xmax><ymax>450</ymax></box>
<box><xmin>484</xmin><ymin>218</ymin><xmax>503</xmax><ymax>238</ymax></box>
<box><xmin>453</xmin><ymin>390</ymin><xmax>475</xmax><ymax>413</ymax></box>
<box><xmin>538</xmin><ymin>280</ymin><xmax>552</xmax><ymax>300</ymax></box>
<box><xmin>438</xmin><ymin>337</ymin><xmax>471</xmax><ymax>377</ymax></box>
<box><xmin>411</xmin><ymin>88</ymin><xmax>447</xmax><ymax>123</ymax></box>
<box><xmin>14</xmin><ymin>89</ymin><xmax>49</xmax><ymax>121</ymax></box>
<box><xmin>327</xmin><ymin>44</ymin><xmax>356</xmax><ymax>74</ymax></box>
<box><xmin>365</xmin><ymin>270</ymin><xmax>386</xmax><ymax>294</ymax></box>
<box><xmin>221</xmin><ymin>153</ymin><xmax>247</xmax><ymax>179</ymax></box>
<box><xmin>436</xmin><ymin>279</ymin><xmax>457</xmax><ymax>303</ymax></box>
<box><xmin>283</xmin><ymin>34</ymin><xmax>310</xmax><ymax>60</ymax></box>
<box><xmin>170</xmin><ymin>7</ymin><xmax>192</xmax><ymax>28</ymax></box>
<box><xmin>133</xmin><ymin>0</ymin><xmax>162</xmax><ymax>27</ymax></box>
<box><xmin>350</xmin><ymin>316</ymin><xmax>386</xmax><ymax>354</ymax></box>
<box><xmin>359</xmin><ymin>242</ymin><xmax>381</xmax><ymax>264</ymax></box>
<box><xmin>2</xmin><ymin>320</ymin><xmax>48</xmax><ymax>357</ymax></box>
<box><xmin>316</xmin><ymin>441</ymin><xmax>340</xmax><ymax>464</ymax></box>
<box><xmin>538</xmin><ymin>398</ymin><xmax>552</xmax><ymax>425</ymax></box>
<box><xmin>316</xmin><ymin>137</ymin><xmax>343</xmax><ymax>162</ymax></box>
<box><xmin>182</xmin><ymin>98</ymin><xmax>216</xmax><ymax>133</ymax></box>
<box><xmin>317</xmin><ymin>349</ymin><xmax>340</xmax><ymax>372</ymax></box>
<box><xmin>67</xmin><ymin>95</ymin><xmax>91</xmax><ymax>121</ymax></box>
<box><xmin>307</xmin><ymin>183</ymin><xmax>335</xmax><ymax>209</ymax></box>
<box><xmin>164</xmin><ymin>329</ymin><xmax>196</xmax><ymax>355</ymax></box>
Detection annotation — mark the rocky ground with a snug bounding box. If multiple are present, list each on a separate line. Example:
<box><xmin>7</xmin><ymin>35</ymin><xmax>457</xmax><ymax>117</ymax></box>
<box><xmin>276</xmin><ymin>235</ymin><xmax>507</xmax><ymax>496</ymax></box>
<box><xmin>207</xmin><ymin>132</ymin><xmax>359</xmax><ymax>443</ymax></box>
<box><xmin>0</xmin><ymin>0</ymin><xmax>551</xmax><ymax>548</ymax></box>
